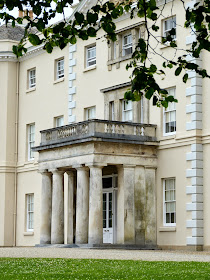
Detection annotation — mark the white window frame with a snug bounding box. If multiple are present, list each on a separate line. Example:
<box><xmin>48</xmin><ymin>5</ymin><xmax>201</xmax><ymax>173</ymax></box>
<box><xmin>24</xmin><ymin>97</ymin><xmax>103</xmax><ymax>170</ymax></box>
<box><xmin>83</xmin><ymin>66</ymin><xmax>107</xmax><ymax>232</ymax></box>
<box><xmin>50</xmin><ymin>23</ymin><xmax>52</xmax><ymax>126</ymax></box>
<box><xmin>26</xmin><ymin>194</ymin><xmax>34</xmax><ymax>232</ymax></box>
<box><xmin>56</xmin><ymin>58</ymin><xmax>64</xmax><ymax>80</ymax></box>
<box><xmin>163</xmin><ymin>178</ymin><xmax>176</xmax><ymax>226</ymax></box>
<box><xmin>163</xmin><ymin>87</ymin><xmax>176</xmax><ymax>136</ymax></box>
<box><xmin>122</xmin><ymin>34</ymin><xmax>132</xmax><ymax>56</ymax></box>
<box><xmin>28</xmin><ymin>68</ymin><xmax>36</xmax><ymax>88</ymax></box>
<box><xmin>163</xmin><ymin>16</ymin><xmax>176</xmax><ymax>41</ymax></box>
<box><xmin>55</xmin><ymin>116</ymin><xmax>64</xmax><ymax>127</ymax></box>
<box><xmin>86</xmin><ymin>45</ymin><xmax>96</xmax><ymax>68</ymax></box>
<box><xmin>28</xmin><ymin>123</ymin><xmax>35</xmax><ymax>161</ymax></box>
<box><xmin>109</xmin><ymin>101</ymin><xmax>115</xmax><ymax>121</ymax></box>
<box><xmin>85</xmin><ymin>106</ymin><xmax>96</xmax><ymax>120</ymax></box>
<box><xmin>122</xmin><ymin>100</ymin><xmax>133</xmax><ymax>122</ymax></box>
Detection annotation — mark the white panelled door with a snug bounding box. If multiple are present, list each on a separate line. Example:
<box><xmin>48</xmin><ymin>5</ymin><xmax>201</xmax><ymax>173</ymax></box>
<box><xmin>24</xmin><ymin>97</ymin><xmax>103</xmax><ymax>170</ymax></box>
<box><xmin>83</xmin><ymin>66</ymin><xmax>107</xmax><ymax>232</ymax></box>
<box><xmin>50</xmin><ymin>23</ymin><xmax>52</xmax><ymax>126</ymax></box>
<box><xmin>102</xmin><ymin>175</ymin><xmax>117</xmax><ymax>244</ymax></box>
<box><xmin>103</xmin><ymin>192</ymin><xmax>113</xmax><ymax>243</ymax></box>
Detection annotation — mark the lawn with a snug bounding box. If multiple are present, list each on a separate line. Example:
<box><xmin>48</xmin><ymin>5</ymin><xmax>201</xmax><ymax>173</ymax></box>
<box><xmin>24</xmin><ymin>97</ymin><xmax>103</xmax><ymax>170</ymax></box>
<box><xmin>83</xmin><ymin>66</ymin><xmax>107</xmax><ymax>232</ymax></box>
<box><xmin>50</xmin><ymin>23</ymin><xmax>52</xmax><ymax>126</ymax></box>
<box><xmin>0</xmin><ymin>258</ymin><xmax>210</xmax><ymax>279</ymax></box>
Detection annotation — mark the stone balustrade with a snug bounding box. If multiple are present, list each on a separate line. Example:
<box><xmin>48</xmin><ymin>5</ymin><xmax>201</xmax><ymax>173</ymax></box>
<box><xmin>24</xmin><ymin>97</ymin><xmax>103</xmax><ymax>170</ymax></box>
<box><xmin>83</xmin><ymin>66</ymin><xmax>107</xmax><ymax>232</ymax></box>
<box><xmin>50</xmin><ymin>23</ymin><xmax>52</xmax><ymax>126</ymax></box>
<box><xmin>38</xmin><ymin>119</ymin><xmax>157</xmax><ymax>149</ymax></box>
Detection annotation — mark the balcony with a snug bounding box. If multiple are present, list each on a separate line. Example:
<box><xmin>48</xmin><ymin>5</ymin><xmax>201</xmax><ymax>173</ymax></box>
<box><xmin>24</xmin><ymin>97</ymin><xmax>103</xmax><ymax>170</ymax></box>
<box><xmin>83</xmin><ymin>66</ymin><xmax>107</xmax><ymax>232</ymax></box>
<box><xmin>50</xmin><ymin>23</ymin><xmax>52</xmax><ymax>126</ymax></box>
<box><xmin>35</xmin><ymin>119</ymin><xmax>158</xmax><ymax>151</ymax></box>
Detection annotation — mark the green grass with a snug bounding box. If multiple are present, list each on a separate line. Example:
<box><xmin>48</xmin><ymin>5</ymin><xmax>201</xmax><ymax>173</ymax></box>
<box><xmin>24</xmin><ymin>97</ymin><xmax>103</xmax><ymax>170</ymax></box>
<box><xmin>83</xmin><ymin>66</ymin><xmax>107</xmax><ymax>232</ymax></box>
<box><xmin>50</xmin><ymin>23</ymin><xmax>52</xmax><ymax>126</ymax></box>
<box><xmin>0</xmin><ymin>258</ymin><xmax>210</xmax><ymax>279</ymax></box>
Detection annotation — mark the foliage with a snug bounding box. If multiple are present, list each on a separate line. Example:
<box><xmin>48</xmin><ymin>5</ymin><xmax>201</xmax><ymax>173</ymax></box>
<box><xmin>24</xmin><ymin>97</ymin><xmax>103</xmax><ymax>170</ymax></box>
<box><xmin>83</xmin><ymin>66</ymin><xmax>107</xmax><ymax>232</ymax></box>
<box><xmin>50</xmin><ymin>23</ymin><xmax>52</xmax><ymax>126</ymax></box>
<box><xmin>0</xmin><ymin>0</ymin><xmax>209</xmax><ymax>107</ymax></box>
<box><xmin>1</xmin><ymin>258</ymin><xmax>210</xmax><ymax>279</ymax></box>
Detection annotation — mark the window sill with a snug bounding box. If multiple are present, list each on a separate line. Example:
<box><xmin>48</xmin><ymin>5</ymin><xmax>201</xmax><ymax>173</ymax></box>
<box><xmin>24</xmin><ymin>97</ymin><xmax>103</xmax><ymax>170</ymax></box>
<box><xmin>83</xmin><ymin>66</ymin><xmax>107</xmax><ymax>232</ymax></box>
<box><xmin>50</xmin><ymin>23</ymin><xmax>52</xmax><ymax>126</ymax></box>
<box><xmin>83</xmin><ymin>65</ymin><xmax>97</xmax><ymax>72</ymax></box>
<box><xmin>27</xmin><ymin>158</ymin><xmax>35</xmax><ymax>162</ymax></box>
<box><xmin>54</xmin><ymin>77</ymin><xmax>64</xmax><ymax>84</ymax></box>
<box><xmin>163</xmin><ymin>132</ymin><xmax>176</xmax><ymax>137</ymax></box>
<box><xmin>159</xmin><ymin>227</ymin><xmax>176</xmax><ymax>232</ymax></box>
<box><xmin>23</xmin><ymin>231</ymin><xmax>34</xmax><ymax>236</ymax></box>
<box><xmin>26</xmin><ymin>87</ymin><xmax>36</xmax><ymax>93</ymax></box>
<box><xmin>160</xmin><ymin>40</ymin><xmax>177</xmax><ymax>49</ymax></box>
<box><xmin>107</xmin><ymin>54</ymin><xmax>132</xmax><ymax>66</ymax></box>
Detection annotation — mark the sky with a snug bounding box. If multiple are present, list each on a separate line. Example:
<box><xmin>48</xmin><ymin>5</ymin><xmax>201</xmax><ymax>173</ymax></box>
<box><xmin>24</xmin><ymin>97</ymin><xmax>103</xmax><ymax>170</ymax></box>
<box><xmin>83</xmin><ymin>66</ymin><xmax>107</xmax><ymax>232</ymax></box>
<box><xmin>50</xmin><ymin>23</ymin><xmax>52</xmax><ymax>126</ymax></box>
<box><xmin>0</xmin><ymin>1</ymin><xmax>78</xmax><ymax>26</ymax></box>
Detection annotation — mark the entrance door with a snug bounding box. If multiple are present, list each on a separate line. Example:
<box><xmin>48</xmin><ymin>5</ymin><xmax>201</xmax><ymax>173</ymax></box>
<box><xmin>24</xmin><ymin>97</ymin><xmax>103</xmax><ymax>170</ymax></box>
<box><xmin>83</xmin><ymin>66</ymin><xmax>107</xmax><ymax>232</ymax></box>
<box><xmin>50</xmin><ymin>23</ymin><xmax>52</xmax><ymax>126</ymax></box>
<box><xmin>102</xmin><ymin>175</ymin><xmax>117</xmax><ymax>244</ymax></box>
<box><xmin>103</xmin><ymin>191</ymin><xmax>113</xmax><ymax>243</ymax></box>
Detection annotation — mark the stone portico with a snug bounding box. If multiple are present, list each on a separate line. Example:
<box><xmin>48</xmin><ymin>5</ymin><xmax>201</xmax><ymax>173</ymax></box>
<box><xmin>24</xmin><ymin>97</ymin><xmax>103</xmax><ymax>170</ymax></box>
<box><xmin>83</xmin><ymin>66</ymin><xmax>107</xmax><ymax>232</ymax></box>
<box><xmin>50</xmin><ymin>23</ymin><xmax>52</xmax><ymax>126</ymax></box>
<box><xmin>34</xmin><ymin>119</ymin><xmax>158</xmax><ymax>247</ymax></box>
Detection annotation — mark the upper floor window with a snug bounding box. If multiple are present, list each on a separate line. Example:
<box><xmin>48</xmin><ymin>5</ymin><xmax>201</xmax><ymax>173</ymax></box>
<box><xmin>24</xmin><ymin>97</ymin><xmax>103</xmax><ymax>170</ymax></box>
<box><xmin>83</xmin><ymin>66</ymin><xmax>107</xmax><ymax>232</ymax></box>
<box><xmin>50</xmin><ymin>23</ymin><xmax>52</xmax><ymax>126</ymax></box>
<box><xmin>122</xmin><ymin>34</ymin><xmax>132</xmax><ymax>56</ymax></box>
<box><xmin>86</xmin><ymin>45</ymin><xmax>96</xmax><ymax>68</ymax></box>
<box><xmin>28</xmin><ymin>68</ymin><xmax>36</xmax><ymax>89</ymax></box>
<box><xmin>26</xmin><ymin>193</ymin><xmax>34</xmax><ymax>231</ymax></box>
<box><xmin>163</xmin><ymin>87</ymin><xmax>176</xmax><ymax>135</ymax></box>
<box><xmin>109</xmin><ymin>101</ymin><xmax>115</xmax><ymax>121</ymax></box>
<box><xmin>55</xmin><ymin>116</ymin><xmax>64</xmax><ymax>127</ymax></box>
<box><xmin>28</xmin><ymin>123</ymin><xmax>35</xmax><ymax>160</ymax></box>
<box><xmin>122</xmin><ymin>100</ymin><xmax>133</xmax><ymax>122</ymax></box>
<box><xmin>56</xmin><ymin>58</ymin><xmax>64</xmax><ymax>80</ymax></box>
<box><xmin>163</xmin><ymin>16</ymin><xmax>176</xmax><ymax>41</ymax></box>
<box><xmin>85</xmin><ymin>106</ymin><xmax>96</xmax><ymax>120</ymax></box>
<box><xmin>163</xmin><ymin>178</ymin><xmax>176</xmax><ymax>226</ymax></box>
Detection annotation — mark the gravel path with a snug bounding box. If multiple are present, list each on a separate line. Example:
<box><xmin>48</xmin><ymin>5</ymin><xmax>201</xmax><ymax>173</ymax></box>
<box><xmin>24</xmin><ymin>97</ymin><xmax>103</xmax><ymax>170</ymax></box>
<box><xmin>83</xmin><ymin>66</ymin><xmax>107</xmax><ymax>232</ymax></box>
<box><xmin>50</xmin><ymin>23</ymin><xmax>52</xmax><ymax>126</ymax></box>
<box><xmin>0</xmin><ymin>247</ymin><xmax>210</xmax><ymax>262</ymax></box>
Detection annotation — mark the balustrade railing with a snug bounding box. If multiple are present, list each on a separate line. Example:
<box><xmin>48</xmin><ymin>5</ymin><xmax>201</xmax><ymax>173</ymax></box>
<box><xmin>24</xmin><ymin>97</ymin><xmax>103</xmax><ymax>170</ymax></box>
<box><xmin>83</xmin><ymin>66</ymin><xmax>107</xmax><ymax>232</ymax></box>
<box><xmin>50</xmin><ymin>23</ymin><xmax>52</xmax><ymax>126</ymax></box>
<box><xmin>40</xmin><ymin>119</ymin><xmax>157</xmax><ymax>145</ymax></box>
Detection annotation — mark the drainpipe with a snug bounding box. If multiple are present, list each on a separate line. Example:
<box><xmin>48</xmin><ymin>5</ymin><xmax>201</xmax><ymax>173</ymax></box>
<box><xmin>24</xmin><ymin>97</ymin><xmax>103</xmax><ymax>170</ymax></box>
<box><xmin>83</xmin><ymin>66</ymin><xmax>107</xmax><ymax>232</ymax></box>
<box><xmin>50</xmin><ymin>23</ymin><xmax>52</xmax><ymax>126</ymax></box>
<box><xmin>13</xmin><ymin>60</ymin><xmax>20</xmax><ymax>247</ymax></box>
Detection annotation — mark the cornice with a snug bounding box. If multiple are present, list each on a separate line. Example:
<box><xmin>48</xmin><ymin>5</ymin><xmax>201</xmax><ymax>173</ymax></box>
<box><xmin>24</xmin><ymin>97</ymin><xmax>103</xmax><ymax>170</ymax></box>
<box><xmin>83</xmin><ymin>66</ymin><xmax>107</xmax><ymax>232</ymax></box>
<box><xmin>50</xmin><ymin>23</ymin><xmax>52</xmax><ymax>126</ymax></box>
<box><xmin>0</xmin><ymin>51</ymin><xmax>18</xmax><ymax>62</ymax></box>
<box><xmin>19</xmin><ymin>44</ymin><xmax>45</xmax><ymax>61</ymax></box>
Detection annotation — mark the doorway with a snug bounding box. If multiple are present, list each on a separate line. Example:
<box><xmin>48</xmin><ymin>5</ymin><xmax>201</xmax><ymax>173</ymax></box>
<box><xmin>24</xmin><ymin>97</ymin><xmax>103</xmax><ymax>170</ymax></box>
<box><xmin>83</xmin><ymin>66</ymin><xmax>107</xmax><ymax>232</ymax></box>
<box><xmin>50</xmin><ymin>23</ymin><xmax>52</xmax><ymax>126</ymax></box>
<box><xmin>102</xmin><ymin>175</ymin><xmax>117</xmax><ymax>244</ymax></box>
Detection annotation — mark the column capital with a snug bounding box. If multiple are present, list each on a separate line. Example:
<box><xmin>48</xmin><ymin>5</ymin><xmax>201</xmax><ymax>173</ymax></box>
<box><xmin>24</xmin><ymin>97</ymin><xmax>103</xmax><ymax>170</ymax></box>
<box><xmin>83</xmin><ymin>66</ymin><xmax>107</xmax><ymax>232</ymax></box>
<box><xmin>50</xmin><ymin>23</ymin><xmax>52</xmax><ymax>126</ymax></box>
<box><xmin>123</xmin><ymin>164</ymin><xmax>136</xmax><ymax>169</ymax></box>
<box><xmin>49</xmin><ymin>169</ymin><xmax>65</xmax><ymax>175</ymax></box>
<box><xmin>73</xmin><ymin>164</ymin><xmax>89</xmax><ymax>171</ymax></box>
<box><xmin>145</xmin><ymin>166</ymin><xmax>157</xmax><ymax>170</ymax></box>
<box><xmin>85</xmin><ymin>162</ymin><xmax>107</xmax><ymax>168</ymax></box>
<box><xmin>38</xmin><ymin>169</ymin><xmax>51</xmax><ymax>175</ymax></box>
<box><xmin>66</xmin><ymin>170</ymin><xmax>75</xmax><ymax>176</ymax></box>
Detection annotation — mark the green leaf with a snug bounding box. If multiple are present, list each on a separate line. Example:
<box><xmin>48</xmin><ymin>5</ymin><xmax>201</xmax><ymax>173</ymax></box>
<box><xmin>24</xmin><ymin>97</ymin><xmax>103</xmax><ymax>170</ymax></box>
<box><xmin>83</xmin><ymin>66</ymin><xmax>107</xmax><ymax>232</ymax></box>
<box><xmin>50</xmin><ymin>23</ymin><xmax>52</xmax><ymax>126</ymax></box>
<box><xmin>28</xmin><ymin>34</ymin><xmax>41</xmax><ymax>46</ymax></box>
<box><xmin>69</xmin><ymin>36</ymin><xmax>77</xmax><ymax>44</ymax></box>
<box><xmin>79</xmin><ymin>31</ymin><xmax>88</xmax><ymax>40</ymax></box>
<box><xmin>75</xmin><ymin>12</ymin><xmax>84</xmax><ymax>25</ymax></box>
<box><xmin>145</xmin><ymin>87</ymin><xmax>155</xmax><ymax>99</ymax></box>
<box><xmin>44</xmin><ymin>42</ymin><xmax>53</xmax><ymax>53</ymax></box>
<box><xmin>152</xmin><ymin>24</ymin><xmax>159</xmax><ymax>31</ymax></box>
<box><xmin>87</xmin><ymin>27</ymin><xmax>97</xmax><ymax>37</ymax></box>
<box><xmin>87</xmin><ymin>12</ymin><xmax>98</xmax><ymax>24</ymax></box>
<box><xmin>183</xmin><ymin>73</ymin><xmax>189</xmax><ymax>83</ymax></box>
<box><xmin>175</xmin><ymin>66</ymin><xmax>182</xmax><ymax>76</ymax></box>
<box><xmin>150</xmin><ymin>64</ymin><xmax>157</xmax><ymax>73</ymax></box>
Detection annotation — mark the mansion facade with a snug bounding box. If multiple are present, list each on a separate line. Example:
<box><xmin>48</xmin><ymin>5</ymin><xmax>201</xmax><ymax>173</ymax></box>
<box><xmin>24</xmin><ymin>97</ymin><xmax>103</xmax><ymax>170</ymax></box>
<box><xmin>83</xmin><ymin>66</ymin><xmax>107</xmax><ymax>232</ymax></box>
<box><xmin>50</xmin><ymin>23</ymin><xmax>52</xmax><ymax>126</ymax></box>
<box><xmin>0</xmin><ymin>0</ymin><xmax>209</xmax><ymax>250</ymax></box>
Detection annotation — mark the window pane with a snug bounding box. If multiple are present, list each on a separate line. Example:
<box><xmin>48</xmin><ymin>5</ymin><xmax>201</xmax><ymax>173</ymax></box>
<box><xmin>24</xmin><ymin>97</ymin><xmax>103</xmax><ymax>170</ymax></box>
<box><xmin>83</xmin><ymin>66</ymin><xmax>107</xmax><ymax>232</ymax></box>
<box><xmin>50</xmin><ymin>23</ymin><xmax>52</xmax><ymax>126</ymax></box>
<box><xmin>28</xmin><ymin>124</ymin><xmax>35</xmax><ymax>160</ymax></box>
<box><xmin>164</xmin><ymin>179</ymin><xmax>176</xmax><ymax>224</ymax></box>
<box><xmin>171</xmin><ymin>213</ymin><xmax>175</xmax><ymax>223</ymax></box>
<box><xmin>87</xmin><ymin>46</ymin><xmax>96</xmax><ymax>67</ymax></box>
<box><xmin>165</xmin><ymin>190</ymin><xmax>170</xmax><ymax>201</ymax></box>
<box><xmin>27</xmin><ymin>194</ymin><xmax>34</xmax><ymax>231</ymax></box>
<box><xmin>57</xmin><ymin>59</ymin><xmax>64</xmax><ymax>79</ymax></box>
<box><xmin>122</xmin><ymin>34</ymin><xmax>132</xmax><ymax>56</ymax></box>
<box><xmin>103</xmin><ymin>177</ymin><xmax>112</xmax><ymax>189</ymax></box>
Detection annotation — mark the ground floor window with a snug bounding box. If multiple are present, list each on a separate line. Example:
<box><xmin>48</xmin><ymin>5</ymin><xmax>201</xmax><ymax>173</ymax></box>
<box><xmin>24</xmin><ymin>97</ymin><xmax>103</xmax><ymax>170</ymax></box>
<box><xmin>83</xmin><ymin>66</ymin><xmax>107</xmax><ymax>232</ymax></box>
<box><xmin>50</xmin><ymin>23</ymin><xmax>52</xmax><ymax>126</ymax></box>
<box><xmin>163</xmin><ymin>178</ymin><xmax>176</xmax><ymax>226</ymax></box>
<box><xmin>26</xmin><ymin>194</ymin><xmax>34</xmax><ymax>231</ymax></box>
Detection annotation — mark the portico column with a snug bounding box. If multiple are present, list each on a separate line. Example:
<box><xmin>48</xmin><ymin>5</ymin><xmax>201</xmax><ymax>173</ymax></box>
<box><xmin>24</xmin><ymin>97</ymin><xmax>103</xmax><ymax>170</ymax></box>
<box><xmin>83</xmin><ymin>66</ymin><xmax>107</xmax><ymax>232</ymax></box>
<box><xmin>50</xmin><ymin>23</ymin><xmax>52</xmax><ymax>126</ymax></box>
<box><xmin>51</xmin><ymin>169</ymin><xmax>64</xmax><ymax>244</ymax></box>
<box><xmin>39</xmin><ymin>170</ymin><xmax>52</xmax><ymax>244</ymax></box>
<box><xmin>66</xmin><ymin>171</ymin><xmax>74</xmax><ymax>244</ymax></box>
<box><xmin>123</xmin><ymin>165</ymin><xmax>135</xmax><ymax>244</ymax></box>
<box><xmin>87</xmin><ymin>163</ymin><xmax>106</xmax><ymax>244</ymax></box>
<box><xmin>75</xmin><ymin>166</ymin><xmax>89</xmax><ymax>244</ymax></box>
<box><xmin>145</xmin><ymin>167</ymin><xmax>156</xmax><ymax>246</ymax></box>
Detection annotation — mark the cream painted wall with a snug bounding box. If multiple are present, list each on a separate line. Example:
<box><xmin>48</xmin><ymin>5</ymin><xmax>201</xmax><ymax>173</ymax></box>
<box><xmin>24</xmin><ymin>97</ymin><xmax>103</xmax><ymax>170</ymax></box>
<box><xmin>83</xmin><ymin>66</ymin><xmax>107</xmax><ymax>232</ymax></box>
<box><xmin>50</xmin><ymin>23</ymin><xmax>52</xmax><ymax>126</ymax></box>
<box><xmin>157</xmin><ymin>145</ymin><xmax>189</xmax><ymax>246</ymax></box>
<box><xmin>1</xmin><ymin>0</ymin><xmax>210</xmax><ymax>248</ymax></box>
<box><xmin>16</xmin><ymin>170</ymin><xmax>41</xmax><ymax>246</ymax></box>
<box><xmin>15</xmin><ymin>46</ymin><xmax>69</xmax><ymax>245</ymax></box>
<box><xmin>202</xmin><ymin>143</ymin><xmax>210</xmax><ymax>247</ymax></box>
<box><xmin>0</xmin><ymin>59</ymin><xmax>17</xmax><ymax>246</ymax></box>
